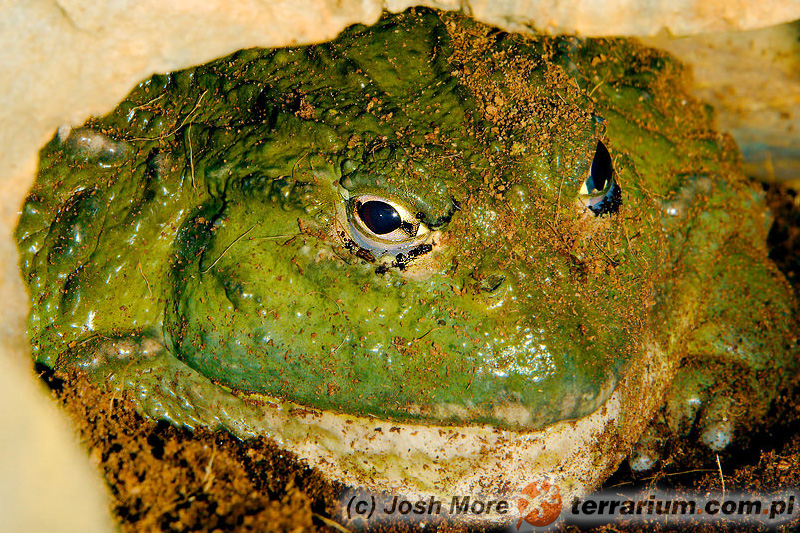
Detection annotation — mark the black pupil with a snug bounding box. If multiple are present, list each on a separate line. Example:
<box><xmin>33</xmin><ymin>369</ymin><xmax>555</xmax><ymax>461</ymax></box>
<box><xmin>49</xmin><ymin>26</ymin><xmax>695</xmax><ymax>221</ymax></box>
<box><xmin>358</xmin><ymin>200</ymin><xmax>402</xmax><ymax>235</ymax></box>
<box><xmin>587</xmin><ymin>140</ymin><xmax>613</xmax><ymax>192</ymax></box>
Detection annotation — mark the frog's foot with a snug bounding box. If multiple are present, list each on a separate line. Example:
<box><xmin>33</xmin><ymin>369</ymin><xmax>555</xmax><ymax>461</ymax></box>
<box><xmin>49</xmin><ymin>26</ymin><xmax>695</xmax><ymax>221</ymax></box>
<box><xmin>628</xmin><ymin>363</ymin><xmax>770</xmax><ymax>472</ymax></box>
<box><xmin>55</xmin><ymin>332</ymin><xmax>267</xmax><ymax>435</ymax></box>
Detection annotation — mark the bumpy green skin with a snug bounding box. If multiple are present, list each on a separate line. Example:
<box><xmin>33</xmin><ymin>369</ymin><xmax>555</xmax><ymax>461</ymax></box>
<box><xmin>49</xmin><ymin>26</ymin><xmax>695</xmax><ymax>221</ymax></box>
<box><xmin>15</xmin><ymin>9</ymin><xmax>797</xmax><ymax>433</ymax></box>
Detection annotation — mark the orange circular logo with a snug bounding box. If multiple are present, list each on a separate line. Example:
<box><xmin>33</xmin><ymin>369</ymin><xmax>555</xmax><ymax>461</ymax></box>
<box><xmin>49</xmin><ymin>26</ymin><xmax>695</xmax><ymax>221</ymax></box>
<box><xmin>516</xmin><ymin>478</ymin><xmax>562</xmax><ymax>529</ymax></box>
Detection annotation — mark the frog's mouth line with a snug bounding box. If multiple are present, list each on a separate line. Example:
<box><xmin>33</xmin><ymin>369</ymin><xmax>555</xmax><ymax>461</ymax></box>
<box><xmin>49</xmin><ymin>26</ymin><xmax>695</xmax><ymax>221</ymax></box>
<box><xmin>212</xmin><ymin>339</ymin><xmax>674</xmax><ymax>503</ymax></box>
<box><xmin>397</xmin><ymin>375</ymin><xmax>618</xmax><ymax>428</ymax></box>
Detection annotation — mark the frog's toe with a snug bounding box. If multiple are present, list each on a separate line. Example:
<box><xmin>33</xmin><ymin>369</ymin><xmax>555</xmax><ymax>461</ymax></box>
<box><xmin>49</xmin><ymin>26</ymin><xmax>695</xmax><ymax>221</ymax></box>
<box><xmin>633</xmin><ymin>359</ymin><xmax>780</xmax><ymax>474</ymax></box>
<box><xmin>664</xmin><ymin>367</ymin><xmax>747</xmax><ymax>453</ymax></box>
<box><xmin>679</xmin><ymin>365</ymin><xmax>774</xmax><ymax>454</ymax></box>
<box><xmin>662</xmin><ymin>367</ymin><xmax>712</xmax><ymax>437</ymax></box>
<box><xmin>628</xmin><ymin>424</ymin><xmax>665</xmax><ymax>472</ymax></box>
<box><xmin>698</xmin><ymin>395</ymin><xmax>736</xmax><ymax>451</ymax></box>
<box><xmin>629</xmin><ymin>367</ymin><xmax>742</xmax><ymax>471</ymax></box>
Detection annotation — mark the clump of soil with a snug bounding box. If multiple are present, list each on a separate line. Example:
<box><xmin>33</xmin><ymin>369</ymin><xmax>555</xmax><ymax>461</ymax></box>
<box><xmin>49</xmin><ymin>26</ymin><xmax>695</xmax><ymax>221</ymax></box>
<box><xmin>42</xmin><ymin>368</ymin><xmax>334</xmax><ymax>532</ymax></box>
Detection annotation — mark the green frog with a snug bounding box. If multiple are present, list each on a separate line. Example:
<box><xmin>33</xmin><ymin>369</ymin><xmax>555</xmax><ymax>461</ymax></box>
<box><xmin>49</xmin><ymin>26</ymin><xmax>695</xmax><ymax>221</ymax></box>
<box><xmin>15</xmin><ymin>8</ymin><xmax>798</xmax><ymax>501</ymax></box>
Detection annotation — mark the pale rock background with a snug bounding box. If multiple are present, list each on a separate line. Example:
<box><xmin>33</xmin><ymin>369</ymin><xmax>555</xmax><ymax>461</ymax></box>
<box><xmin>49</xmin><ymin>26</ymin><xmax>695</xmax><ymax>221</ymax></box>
<box><xmin>2</xmin><ymin>1</ymin><xmax>800</xmax><ymax>530</ymax></box>
<box><xmin>645</xmin><ymin>20</ymin><xmax>800</xmax><ymax>181</ymax></box>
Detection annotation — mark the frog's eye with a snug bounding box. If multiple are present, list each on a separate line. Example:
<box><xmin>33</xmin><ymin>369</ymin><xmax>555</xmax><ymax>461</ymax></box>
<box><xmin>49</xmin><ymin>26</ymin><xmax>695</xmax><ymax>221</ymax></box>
<box><xmin>358</xmin><ymin>200</ymin><xmax>405</xmax><ymax>235</ymax></box>
<box><xmin>579</xmin><ymin>140</ymin><xmax>622</xmax><ymax>216</ymax></box>
<box><xmin>347</xmin><ymin>194</ymin><xmax>430</xmax><ymax>256</ymax></box>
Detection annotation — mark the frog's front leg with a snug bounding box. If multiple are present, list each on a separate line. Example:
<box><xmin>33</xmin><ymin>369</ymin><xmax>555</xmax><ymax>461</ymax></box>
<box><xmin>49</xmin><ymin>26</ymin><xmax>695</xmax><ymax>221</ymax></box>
<box><xmin>630</xmin><ymin>243</ymin><xmax>799</xmax><ymax>471</ymax></box>
<box><xmin>55</xmin><ymin>332</ymin><xmax>270</xmax><ymax>437</ymax></box>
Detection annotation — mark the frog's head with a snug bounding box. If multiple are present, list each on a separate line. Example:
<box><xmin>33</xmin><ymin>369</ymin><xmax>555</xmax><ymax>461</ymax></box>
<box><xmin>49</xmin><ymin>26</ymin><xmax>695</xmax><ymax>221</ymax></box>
<box><xmin>166</xmin><ymin>10</ymin><xmax>663</xmax><ymax>432</ymax></box>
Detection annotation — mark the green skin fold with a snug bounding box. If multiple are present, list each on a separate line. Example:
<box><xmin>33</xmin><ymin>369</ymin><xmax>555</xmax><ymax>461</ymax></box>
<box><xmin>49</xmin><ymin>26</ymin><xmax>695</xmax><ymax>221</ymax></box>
<box><xmin>15</xmin><ymin>9</ymin><xmax>798</xmax><ymax>435</ymax></box>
